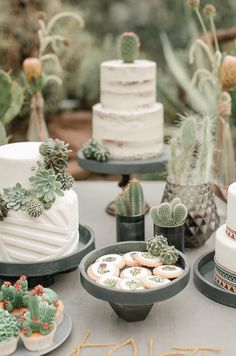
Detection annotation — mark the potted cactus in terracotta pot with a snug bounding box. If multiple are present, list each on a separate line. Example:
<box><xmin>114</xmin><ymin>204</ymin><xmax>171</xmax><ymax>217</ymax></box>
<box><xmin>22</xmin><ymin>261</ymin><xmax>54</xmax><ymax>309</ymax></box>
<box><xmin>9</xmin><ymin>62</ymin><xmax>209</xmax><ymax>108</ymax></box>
<box><xmin>115</xmin><ymin>178</ymin><xmax>145</xmax><ymax>242</ymax></box>
<box><xmin>150</xmin><ymin>198</ymin><xmax>187</xmax><ymax>252</ymax></box>
<box><xmin>163</xmin><ymin>114</ymin><xmax>220</xmax><ymax>248</ymax></box>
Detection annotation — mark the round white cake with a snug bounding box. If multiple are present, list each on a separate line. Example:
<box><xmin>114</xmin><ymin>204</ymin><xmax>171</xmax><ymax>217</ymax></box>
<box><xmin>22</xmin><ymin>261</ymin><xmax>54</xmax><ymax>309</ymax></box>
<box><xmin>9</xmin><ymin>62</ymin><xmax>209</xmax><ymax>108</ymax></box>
<box><xmin>214</xmin><ymin>182</ymin><xmax>236</xmax><ymax>292</ymax></box>
<box><xmin>92</xmin><ymin>59</ymin><xmax>164</xmax><ymax>160</ymax></box>
<box><xmin>0</xmin><ymin>142</ymin><xmax>79</xmax><ymax>262</ymax></box>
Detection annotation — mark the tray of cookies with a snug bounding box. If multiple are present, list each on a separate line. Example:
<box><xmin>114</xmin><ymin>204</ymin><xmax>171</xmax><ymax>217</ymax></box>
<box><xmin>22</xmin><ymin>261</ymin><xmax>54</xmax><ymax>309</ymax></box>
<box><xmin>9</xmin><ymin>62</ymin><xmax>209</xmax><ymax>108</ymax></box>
<box><xmin>79</xmin><ymin>236</ymin><xmax>190</xmax><ymax>322</ymax></box>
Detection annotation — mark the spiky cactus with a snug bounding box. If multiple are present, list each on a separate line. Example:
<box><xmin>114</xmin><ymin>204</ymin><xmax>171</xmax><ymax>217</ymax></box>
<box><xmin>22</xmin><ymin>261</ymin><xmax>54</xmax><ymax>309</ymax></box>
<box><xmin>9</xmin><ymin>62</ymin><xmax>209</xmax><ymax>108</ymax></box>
<box><xmin>0</xmin><ymin>279</ymin><xmax>29</xmax><ymax>313</ymax></box>
<box><xmin>160</xmin><ymin>246</ymin><xmax>179</xmax><ymax>265</ymax></box>
<box><xmin>27</xmin><ymin>199</ymin><xmax>44</xmax><ymax>218</ymax></box>
<box><xmin>118</xmin><ymin>32</ymin><xmax>140</xmax><ymax>63</ymax></box>
<box><xmin>150</xmin><ymin>198</ymin><xmax>188</xmax><ymax>227</ymax></box>
<box><xmin>146</xmin><ymin>235</ymin><xmax>168</xmax><ymax>257</ymax></box>
<box><xmin>20</xmin><ymin>293</ymin><xmax>56</xmax><ymax>337</ymax></box>
<box><xmin>82</xmin><ymin>139</ymin><xmax>110</xmax><ymax>162</ymax></box>
<box><xmin>0</xmin><ymin>70</ymin><xmax>24</xmax><ymax>145</ymax></box>
<box><xmin>115</xmin><ymin>178</ymin><xmax>144</xmax><ymax>216</ymax></box>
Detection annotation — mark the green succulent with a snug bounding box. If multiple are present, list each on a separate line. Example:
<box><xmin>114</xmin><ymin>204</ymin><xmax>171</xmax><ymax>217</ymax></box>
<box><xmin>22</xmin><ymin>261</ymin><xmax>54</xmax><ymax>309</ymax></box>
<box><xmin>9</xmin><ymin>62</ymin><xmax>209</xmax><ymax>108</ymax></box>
<box><xmin>118</xmin><ymin>32</ymin><xmax>140</xmax><ymax>63</ymax></box>
<box><xmin>82</xmin><ymin>139</ymin><xmax>100</xmax><ymax>160</ymax></box>
<box><xmin>56</xmin><ymin>173</ymin><xmax>74</xmax><ymax>191</ymax></box>
<box><xmin>30</xmin><ymin>169</ymin><xmax>64</xmax><ymax>204</ymax></box>
<box><xmin>41</xmin><ymin>139</ymin><xmax>71</xmax><ymax>174</ymax></box>
<box><xmin>146</xmin><ymin>235</ymin><xmax>168</xmax><ymax>257</ymax></box>
<box><xmin>3</xmin><ymin>183</ymin><xmax>28</xmax><ymax>210</ymax></box>
<box><xmin>94</xmin><ymin>147</ymin><xmax>110</xmax><ymax>162</ymax></box>
<box><xmin>160</xmin><ymin>246</ymin><xmax>179</xmax><ymax>265</ymax></box>
<box><xmin>27</xmin><ymin>199</ymin><xmax>44</xmax><ymax>218</ymax></box>
<box><xmin>0</xmin><ymin>195</ymin><xmax>8</xmax><ymax>221</ymax></box>
<box><xmin>0</xmin><ymin>309</ymin><xmax>20</xmax><ymax>342</ymax></box>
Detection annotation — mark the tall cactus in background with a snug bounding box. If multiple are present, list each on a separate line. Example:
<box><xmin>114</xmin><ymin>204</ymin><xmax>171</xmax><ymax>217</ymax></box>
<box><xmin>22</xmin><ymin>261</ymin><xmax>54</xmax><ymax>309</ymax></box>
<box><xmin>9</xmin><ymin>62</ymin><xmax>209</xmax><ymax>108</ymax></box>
<box><xmin>118</xmin><ymin>32</ymin><xmax>140</xmax><ymax>63</ymax></box>
<box><xmin>115</xmin><ymin>178</ymin><xmax>144</xmax><ymax>216</ymax></box>
<box><xmin>0</xmin><ymin>70</ymin><xmax>24</xmax><ymax>145</ymax></box>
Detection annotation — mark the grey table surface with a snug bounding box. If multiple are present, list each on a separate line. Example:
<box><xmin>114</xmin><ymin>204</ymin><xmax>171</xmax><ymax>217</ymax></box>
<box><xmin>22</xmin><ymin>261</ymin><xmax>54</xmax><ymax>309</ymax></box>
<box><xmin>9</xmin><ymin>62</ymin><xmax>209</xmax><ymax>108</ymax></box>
<box><xmin>48</xmin><ymin>181</ymin><xmax>235</xmax><ymax>356</ymax></box>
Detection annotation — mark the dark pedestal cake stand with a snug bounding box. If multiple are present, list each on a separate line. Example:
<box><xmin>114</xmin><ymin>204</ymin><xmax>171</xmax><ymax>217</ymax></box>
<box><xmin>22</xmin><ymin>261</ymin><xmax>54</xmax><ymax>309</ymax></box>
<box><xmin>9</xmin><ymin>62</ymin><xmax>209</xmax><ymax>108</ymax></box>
<box><xmin>0</xmin><ymin>224</ymin><xmax>95</xmax><ymax>288</ymax></box>
<box><xmin>77</xmin><ymin>146</ymin><xmax>169</xmax><ymax>215</ymax></box>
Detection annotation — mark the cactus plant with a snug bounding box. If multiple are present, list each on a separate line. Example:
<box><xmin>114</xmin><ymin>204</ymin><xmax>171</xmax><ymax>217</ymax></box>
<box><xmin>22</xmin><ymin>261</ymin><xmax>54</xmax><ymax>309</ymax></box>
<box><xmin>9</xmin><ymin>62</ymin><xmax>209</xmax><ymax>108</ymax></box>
<box><xmin>115</xmin><ymin>178</ymin><xmax>144</xmax><ymax>216</ymax></box>
<box><xmin>20</xmin><ymin>292</ymin><xmax>56</xmax><ymax>337</ymax></box>
<box><xmin>150</xmin><ymin>198</ymin><xmax>188</xmax><ymax>227</ymax></box>
<box><xmin>56</xmin><ymin>173</ymin><xmax>74</xmax><ymax>191</ymax></box>
<box><xmin>146</xmin><ymin>235</ymin><xmax>168</xmax><ymax>257</ymax></box>
<box><xmin>27</xmin><ymin>199</ymin><xmax>44</xmax><ymax>218</ymax></box>
<box><xmin>0</xmin><ymin>309</ymin><xmax>20</xmax><ymax>342</ymax></box>
<box><xmin>160</xmin><ymin>246</ymin><xmax>179</xmax><ymax>265</ymax></box>
<box><xmin>0</xmin><ymin>70</ymin><xmax>24</xmax><ymax>145</ymax></box>
<box><xmin>0</xmin><ymin>278</ymin><xmax>29</xmax><ymax>314</ymax></box>
<box><xmin>0</xmin><ymin>195</ymin><xmax>8</xmax><ymax>221</ymax></box>
<box><xmin>118</xmin><ymin>32</ymin><xmax>140</xmax><ymax>63</ymax></box>
<box><xmin>82</xmin><ymin>139</ymin><xmax>110</xmax><ymax>162</ymax></box>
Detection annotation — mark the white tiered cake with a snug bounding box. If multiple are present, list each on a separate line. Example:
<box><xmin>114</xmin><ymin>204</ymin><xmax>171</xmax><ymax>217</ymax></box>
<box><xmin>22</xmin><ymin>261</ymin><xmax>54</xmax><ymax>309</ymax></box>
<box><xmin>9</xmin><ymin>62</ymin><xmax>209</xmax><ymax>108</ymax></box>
<box><xmin>0</xmin><ymin>142</ymin><xmax>79</xmax><ymax>262</ymax></box>
<box><xmin>92</xmin><ymin>59</ymin><xmax>164</xmax><ymax>160</ymax></box>
<box><xmin>214</xmin><ymin>182</ymin><xmax>236</xmax><ymax>292</ymax></box>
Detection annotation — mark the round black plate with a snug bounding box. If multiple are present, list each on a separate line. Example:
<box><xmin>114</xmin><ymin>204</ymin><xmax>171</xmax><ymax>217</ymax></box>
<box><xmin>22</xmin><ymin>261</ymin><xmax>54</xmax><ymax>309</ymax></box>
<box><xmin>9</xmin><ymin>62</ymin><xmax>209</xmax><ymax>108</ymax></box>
<box><xmin>0</xmin><ymin>224</ymin><xmax>95</xmax><ymax>286</ymax></box>
<box><xmin>80</xmin><ymin>241</ymin><xmax>190</xmax><ymax>321</ymax></box>
<box><xmin>77</xmin><ymin>146</ymin><xmax>169</xmax><ymax>175</ymax></box>
<box><xmin>193</xmin><ymin>249</ymin><xmax>236</xmax><ymax>308</ymax></box>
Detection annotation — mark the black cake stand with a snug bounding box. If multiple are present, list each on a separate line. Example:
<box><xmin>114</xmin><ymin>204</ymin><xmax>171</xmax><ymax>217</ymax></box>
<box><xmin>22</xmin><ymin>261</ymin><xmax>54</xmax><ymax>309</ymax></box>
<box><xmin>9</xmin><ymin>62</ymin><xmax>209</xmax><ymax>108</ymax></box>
<box><xmin>0</xmin><ymin>224</ymin><xmax>95</xmax><ymax>288</ymax></box>
<box><xmin>77</xmin><ymin>146</ymin><xmax>169</xmax><ymax>215</ymax></box>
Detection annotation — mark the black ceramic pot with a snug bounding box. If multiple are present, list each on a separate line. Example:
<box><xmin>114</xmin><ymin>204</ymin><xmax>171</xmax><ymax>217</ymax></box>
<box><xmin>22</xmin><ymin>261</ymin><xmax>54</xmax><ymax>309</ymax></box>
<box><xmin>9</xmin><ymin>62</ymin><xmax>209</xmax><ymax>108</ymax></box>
<box><xmin>154</xmin><ymin>224</ymin><xmax>185</xmax><ymax>253</ymax></box>
<box><xmin>116</xmin><ymin>214</ymin><xmax>145</xmax><ymax>242</ymax></box>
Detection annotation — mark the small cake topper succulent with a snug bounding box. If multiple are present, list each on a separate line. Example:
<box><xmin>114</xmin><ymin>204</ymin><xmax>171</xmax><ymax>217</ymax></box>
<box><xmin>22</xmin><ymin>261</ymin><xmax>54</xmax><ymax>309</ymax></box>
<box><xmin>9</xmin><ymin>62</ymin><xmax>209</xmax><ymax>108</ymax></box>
<box><xmin>27</xmin><ymin>199</ymin><xmax>44</xmax><ymax>218</ymax></box>
<box><xmin>160</xmin><ymin>245</ymin><xmax>179</xmax><ymax>265</ymax></box>
<box><xmin>115</xmin><ymin>178</ymin><xmax>144</xmax><ymax>217</ymax></box>
<box><xmin>150</xmin><ymin>198</ymin><xmax>188</xmax><ymax>227</ymax></box>
<box><xmin>0</xmin><ymin>194</ymin><xmax>8</xmax><ymax>221</ymax></box>
<box><xmin>3</xmin><ymin>183</ymin><xmax>28</xmax><ymax>211</ymax></box>
<box><xmin>82</xmin><ymin>139</ymin><xmax>110</xmax><ymax>162</ymax></box>
<box><xmin>118</xmin><ymin>32</ymin><xmax>140</xmax><ymax>63</ymax></box>
<box><xmin>0</xmin><ymin>309</ymin><xmax>20</xmax><ymax>342</ymax></box>
<box><xmin>40</xmin><ymin>139</ymin><xmax>71</xmax><ymax>173</ymax></box>
<box><xmin>146</xmin><ymin>235</ymin><xmax>168</xmax><ymax>257</ymax></box>
<box><xmin>0</xmin><ymin>277</ymin><xmax>29</xmax><ymax>313</ymax></box>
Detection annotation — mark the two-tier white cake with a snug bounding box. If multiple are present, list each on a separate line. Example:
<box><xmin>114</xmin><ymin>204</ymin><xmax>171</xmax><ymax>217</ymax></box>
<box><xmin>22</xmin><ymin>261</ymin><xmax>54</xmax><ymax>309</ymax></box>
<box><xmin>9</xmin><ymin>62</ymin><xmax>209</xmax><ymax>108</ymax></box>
<box><xmin>92</xmin><ymin>59</ymin><xmax>164</xmax><ymax>160</ymax></box>
<box><xmin>214</xmin><ymin>182</ymin><xmax>236</xmax><ymax>292</ymax></box>
<box><xmin>0</xmin><ymin>142</ymin><xmax>79</xmax><ymax>262</ymax></box>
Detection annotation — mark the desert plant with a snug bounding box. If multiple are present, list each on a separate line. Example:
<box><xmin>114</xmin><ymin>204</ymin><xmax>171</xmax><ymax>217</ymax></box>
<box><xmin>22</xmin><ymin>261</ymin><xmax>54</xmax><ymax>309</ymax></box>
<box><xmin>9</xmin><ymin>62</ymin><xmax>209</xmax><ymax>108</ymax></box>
<box><xmin>0</xmin><ymin>70</ymin><xmax>24</xmax><ymax>145</ymax></box>
<box><xmin>0</xmin><ymin>310</ymin><xmax>20</xmax><ymax>342</ymax></box>
<box><xmin>150</xmin><ymin>198</ymin><xmax>188</xmax><ymax>227</ymax></box>
<box><xmin>160</xmin><ymin>246</ymin><xmax>179</xmax><ymax>265</ymax></box>
<box><xmin>82</xmin><ymin>139</ymin><xmax>110</xmax><ymax>162</ymax></box>
<box><xmin>115</xmin><ymin>178</ymin><xmax>144</xmax><ymax>217</ymax></box>
<box><xmin>146</xmin><ymin>235</ymin><xmax>168</xmax><ymax>257</ymax></box>
<box><xmin>167</xmin><ymin>114</ymin><xmax>215</xmax><ymax>185</ymax></box>
<box><xmin>0</xmin><ymin>279</ymin><xmax>29</xmax><ymax>313</ymax></box>
<box><xmin>118</xmin><ymin>32</ymin><xmax>140</xmax><ymax>63</ymax></box>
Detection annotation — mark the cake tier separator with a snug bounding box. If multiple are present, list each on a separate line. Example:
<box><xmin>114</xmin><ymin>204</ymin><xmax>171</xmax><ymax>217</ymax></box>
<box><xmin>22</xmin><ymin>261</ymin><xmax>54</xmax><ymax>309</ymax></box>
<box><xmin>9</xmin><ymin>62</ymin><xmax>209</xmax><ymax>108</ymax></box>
<box><xmin>77</xmin><ymin>145</ymin><xmax>169</xmax><ymax>215</ymax></box>
<box><xmin>193</xmin><ymin>249</ymin><xmax>236</xmax><ymax>308</ymax></box>
<box><xmin>0</xmin><ymin>224</ymin><xmax>95</xmax><ymax>288</ymax></box>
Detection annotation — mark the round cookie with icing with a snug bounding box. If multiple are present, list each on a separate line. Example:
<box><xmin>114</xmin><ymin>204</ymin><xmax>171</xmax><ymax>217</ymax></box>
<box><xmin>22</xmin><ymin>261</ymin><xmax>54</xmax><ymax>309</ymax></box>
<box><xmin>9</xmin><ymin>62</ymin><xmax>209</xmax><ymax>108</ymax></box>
<box><xmin>120</xmin><ymin>266</ymin><xmax>151</xmax><ymax>279</ymax></box>
<box><xmin>96</xmin><ymin>254</ymin><xmax>125</xmax><ymax>269</ymax></box>
<box><xmin>141</xmin><ymin>275</ymin><xmax>171</xmax><ymax>289</ymax></box>
<box><xmin>124</xmin><ymin>251</ymin><xmax>141</xmax><ymax>267</ymax></box>
<box><xmin>135</xmin><ymin>252</ymin><xmax>163</xmax><ymax>268</ymax></box>
<box><xmin>87</xmin><ymin>262</ymin><xmax>119</xmax><ymax>282</ymax></box>
<box><xmin>97</xmin><ymin>276</ymin><xmax>121</xmax><ymax>289</ymax></box>
<box><xmin>119</xmin><ymin>278</ymin><xmax>145</xmax><ymax>291</ymax></box>
<box><xmin>153</xmin><ymin>265</ymin><xmax>183</xmax><ymax>279</ymax></box>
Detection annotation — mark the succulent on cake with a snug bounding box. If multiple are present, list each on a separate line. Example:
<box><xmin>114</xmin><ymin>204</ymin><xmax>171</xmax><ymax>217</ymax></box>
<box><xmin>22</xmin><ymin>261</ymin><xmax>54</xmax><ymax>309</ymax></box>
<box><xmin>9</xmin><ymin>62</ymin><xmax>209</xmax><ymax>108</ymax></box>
<box><xmin>0</xmin><ymin>195</ymin><xmax>8</xmax><ymax>221</ymax></box>
<box><xmin>27</xmin><ymin>199</ymin><xmax>44</xmax><ymax>218</ymax></box>
<box><xmin>160</xmin><ymin>246</ymin><xmax>179</xmax><ymax>265</ymax></box>
<box><xmin>82</xmin><ymin>139</ymin><xmax>110</xmax><ymax>162</ymax></box>
<box><xmin>150</xmin><ymin>198</ymin><xmax>188</xmax><ymax>227</ymax></box>
<box><xmin>146</xmin><ymin>235</ymin><xmax>168</xmax><ymax>257</ymax></box>
<box><xmin>3</xmin><ymin>183</ymin><xmax>28</xmax><ymax>211</ymax></box>
<box><xmin>118</xmin><ymin>32</ymin><xmax>140</xmax><ymax>63</ymax></box>
<box><xmin>0</xmin><ymin>279</ymin><xmax>29</xmax><ymax>313</ymax></box>
<box><xmin>30</xmin><ymin>169</ymin><xmax>64</xmax><ymax>206</ymax></box>
<box><xmin>40</xmin><ymin>139</ymin><xmax>71</xmax><ymax>174</ymax></box>
<box><xmin>0</xmin><ymin>309</ymin><xmax>20</xmax><ymax>342</ymax></box>
<box><xmin>115</xmin><ymin>178</ymin><xmax>144</xmax><ymax>216</ymax></box>
<box><xmin>19</xmin><ymin>292</ymin><xmax>56</xmax><ymax>337</ymax></box>
<box><xmin>56</xmin><ymin>173</ymin><xmax>74</xmax><ymax>191</ymax></box>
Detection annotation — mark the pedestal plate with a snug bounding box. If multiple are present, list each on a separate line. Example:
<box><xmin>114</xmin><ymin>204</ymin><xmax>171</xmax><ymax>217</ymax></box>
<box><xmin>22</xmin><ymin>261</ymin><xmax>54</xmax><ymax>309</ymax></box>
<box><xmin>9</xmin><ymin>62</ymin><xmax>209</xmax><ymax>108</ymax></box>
<box><xmin>77</xmin><ymin>146</ymin><xmax>169</xmax><ymax>215</ymax></box>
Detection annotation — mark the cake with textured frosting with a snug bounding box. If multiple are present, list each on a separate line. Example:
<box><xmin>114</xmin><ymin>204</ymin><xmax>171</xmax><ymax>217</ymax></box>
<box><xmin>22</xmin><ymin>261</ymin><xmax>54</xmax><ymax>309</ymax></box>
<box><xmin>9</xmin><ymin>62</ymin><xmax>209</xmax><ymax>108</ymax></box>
<box><xmin>0</xmin><ymin>141</ymin><xmax>79</xmax><ymax>262</ymax></box>
<box><xmin>214</xmin><ymin>182</ymin><xmax>236</xmax><ymax>292</ymax></box>
<box><xmin>92</xmin><ymin>55</ymin><xmax>164</xmax><ymax>160</ymax></box>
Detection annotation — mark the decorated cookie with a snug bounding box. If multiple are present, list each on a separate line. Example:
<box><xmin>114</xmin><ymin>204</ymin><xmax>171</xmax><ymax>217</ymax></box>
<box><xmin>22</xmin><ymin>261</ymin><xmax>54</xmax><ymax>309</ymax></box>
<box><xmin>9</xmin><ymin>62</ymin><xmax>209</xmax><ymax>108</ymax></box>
<box><xmin>87</xmin><ymin>262</ymin><xmax>119</xmax><ymax>282</ymax></box>
<box><xmin>141</xmin><ymin>275</ymin><xmax>171</xmax><ymax>289</ymax></box>
<box><xmin>120</xmin><ymin>266</ymin><xmax>151</xmax><ymax>279</ymax></box>
<box><xmin>135</xmin><ymin>252</ymin><xmax>163</xmax><ymax>268</ymax></box>
<box><xmin>153</xmin><ymin>265</ymin><xmax>184</xmax><ymax>279</ymax></box>
<box><xmin>96</xmin><ymin>254</ymin><xmax>125</xmax><ymax>269</ymax></box>
<box><xmin>124</xmin><ymin>251</ymin><xmax>141</xmax><ymax>267</ymax></box>
<box><xmin>119</xmin><ymin>279</ymin><xmax>145</xmax><ymax>291</ymax></box>
<box><xmin>97</xmin><ymin>276</ymin><xmax>121</xmax><ymax>289</ymax></box>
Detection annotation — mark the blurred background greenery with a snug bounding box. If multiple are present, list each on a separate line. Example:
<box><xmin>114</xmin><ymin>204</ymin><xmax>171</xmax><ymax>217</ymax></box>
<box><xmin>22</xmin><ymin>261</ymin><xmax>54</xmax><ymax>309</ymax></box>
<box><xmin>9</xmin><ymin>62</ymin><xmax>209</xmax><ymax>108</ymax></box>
<box><xmin>1</xmin><ymin>0</ymin><xmax>236</xmax><ymax>145</ymax></box>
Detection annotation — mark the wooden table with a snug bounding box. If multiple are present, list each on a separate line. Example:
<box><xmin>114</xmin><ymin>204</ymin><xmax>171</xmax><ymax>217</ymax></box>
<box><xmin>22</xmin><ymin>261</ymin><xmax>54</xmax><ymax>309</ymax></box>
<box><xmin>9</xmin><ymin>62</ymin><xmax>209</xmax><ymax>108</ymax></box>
<box><xmin>49</xmin><ymin>181</ymin><xmax>233</xmax><ymax>356</ymax></box>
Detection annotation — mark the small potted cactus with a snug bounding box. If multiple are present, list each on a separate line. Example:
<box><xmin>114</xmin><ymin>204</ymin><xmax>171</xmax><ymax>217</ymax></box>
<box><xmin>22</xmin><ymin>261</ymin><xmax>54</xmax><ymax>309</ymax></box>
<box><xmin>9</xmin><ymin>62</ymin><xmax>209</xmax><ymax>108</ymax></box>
<box><xmin>118</xmin><ymin>32</ymin><xmax>140</xmax><ymax>63</ymax></box>
<box><xmin>115</xmin><ymin>178</ymin><xmax>145</xmax><ymax>242</ymax></box>
<box><xmin>19</xmin><ymin>291</ymin><xmax>57</xmax><ymax>351</ymax></box>
<box><xmin>150</xmin><ymin>198</ymin><xmax>188</xmax><ymax>252</ymax></box>
<box><xmin>0</xmin><ymin>309</ymin><xmax>20</xmax><ymax>356</ymax></box>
